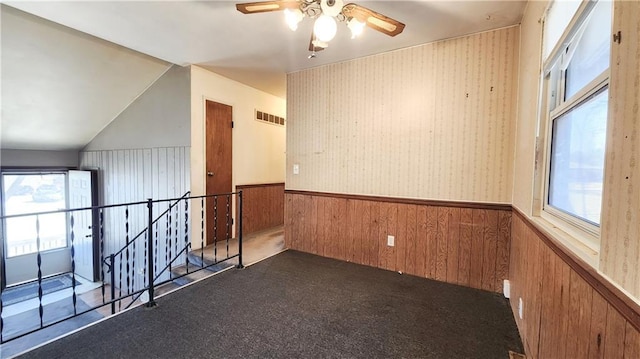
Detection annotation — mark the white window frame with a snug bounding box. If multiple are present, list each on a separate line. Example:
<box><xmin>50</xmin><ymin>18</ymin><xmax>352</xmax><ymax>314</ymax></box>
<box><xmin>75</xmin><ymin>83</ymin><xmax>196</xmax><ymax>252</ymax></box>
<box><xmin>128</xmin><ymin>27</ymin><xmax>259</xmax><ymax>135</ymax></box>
<box><xmin>536</xmin><ymin>0</ymin><xmax>611</xmax><ymax>252</ymax></box>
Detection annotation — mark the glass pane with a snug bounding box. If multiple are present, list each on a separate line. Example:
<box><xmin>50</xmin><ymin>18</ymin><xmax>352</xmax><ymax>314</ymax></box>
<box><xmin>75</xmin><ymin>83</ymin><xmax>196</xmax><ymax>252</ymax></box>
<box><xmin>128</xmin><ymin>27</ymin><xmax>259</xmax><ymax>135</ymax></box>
<box><xmin>565</xmin><ymin>0</ymin><xmax>612</xmax><ymax>100</ymax></box>
<box><xmin>549</xmin><ymin>88</ymin><xmax>608</xmax><ymax>225</ymax></box>
<box><xmin>2</xmin><ymin>173</ymin><xmax>67</xmax><ymax>257</ymax></box>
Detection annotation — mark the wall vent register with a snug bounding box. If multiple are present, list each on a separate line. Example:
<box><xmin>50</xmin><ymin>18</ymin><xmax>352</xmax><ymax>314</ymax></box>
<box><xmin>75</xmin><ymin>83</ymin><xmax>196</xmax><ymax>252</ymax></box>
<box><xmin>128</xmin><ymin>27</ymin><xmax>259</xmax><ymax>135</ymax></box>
<box><xmin>256</xmin><ymin>110</ymin><xmax>285</xmax><ymax>126</ymax></box>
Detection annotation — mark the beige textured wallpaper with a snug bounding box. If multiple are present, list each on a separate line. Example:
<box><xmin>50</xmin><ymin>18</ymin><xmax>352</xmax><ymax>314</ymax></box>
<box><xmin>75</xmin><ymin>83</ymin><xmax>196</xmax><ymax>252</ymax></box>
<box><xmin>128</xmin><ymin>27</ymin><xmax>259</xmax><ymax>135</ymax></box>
<box><xmin>600</xmin><ymin>0</ymin><xmax>640</xmax><ymax>298</ymax></box>
<box><xmin>512</xmin><ymin>1</ymin><xmax>547</xmax><ymax>213</ymax></box>
<box><xmin>286</xmin><ymin>26</ymin><xmax>519</xmax><ymax>203</ymax></box>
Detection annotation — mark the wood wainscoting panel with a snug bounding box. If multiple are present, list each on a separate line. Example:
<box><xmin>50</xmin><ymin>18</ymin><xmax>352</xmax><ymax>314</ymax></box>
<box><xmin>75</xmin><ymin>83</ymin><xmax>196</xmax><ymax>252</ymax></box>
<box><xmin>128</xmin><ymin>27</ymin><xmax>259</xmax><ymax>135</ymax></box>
<box><xmin>510</xmin><ymin>210</ymin><xmax>640</xmax><ymax>358</ymax></box>
<box><xmin>284</xmin><ymin>191</ymin><xmax>511</xmax><ymax>293</ymax></box>
<box><xmin>237</xmin><ymin>183</ymin><xmax>284</xmax><ymax>236</ymax></box>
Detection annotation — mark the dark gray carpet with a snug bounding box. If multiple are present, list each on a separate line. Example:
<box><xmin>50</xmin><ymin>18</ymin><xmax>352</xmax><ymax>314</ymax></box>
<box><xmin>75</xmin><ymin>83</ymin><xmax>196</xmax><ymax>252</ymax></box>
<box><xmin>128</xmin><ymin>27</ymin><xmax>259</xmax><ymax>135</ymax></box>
<box><xmin>17</xmin><ymin>250</ymin><xmax>522</xmax><ymax>358</ymax></box>
<box><xmin>2</xmin><ymin>298</ymin><xmax>103</xmax><ymax>358</ymax></box>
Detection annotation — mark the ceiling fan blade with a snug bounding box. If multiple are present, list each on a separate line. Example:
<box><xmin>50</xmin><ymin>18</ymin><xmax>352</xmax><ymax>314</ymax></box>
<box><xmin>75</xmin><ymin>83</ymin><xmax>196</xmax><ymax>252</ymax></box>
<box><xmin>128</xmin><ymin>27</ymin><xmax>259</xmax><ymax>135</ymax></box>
<box><xmin>308</xmin><ymin>32</ymin><xmax>326</xmax><ymax>52</ymax></box>
<box><xmin>236</xmin><ymin>0</ymin><xmax>299</xmax><ymax>14</ymax></box>
<box><xmin>342</xmin><ymin>3</ymin><xmax>406</xmax><ymax>37</ymax></box>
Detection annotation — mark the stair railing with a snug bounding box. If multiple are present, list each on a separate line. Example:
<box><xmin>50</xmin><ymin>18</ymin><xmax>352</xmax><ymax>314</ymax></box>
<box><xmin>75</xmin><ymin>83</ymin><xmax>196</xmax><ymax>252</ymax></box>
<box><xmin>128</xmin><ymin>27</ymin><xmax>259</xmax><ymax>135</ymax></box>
<box><xmin>0</xmin><ymin>190</ymin><xmax>243</xmax><ymax>344</ymax></box>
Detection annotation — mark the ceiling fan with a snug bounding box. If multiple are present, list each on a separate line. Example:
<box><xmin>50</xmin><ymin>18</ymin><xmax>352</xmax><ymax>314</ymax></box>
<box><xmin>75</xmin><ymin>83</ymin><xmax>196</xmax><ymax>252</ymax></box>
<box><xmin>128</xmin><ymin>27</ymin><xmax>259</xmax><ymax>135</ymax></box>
<box><xmin>236</xmin><ymin>0</ymin><xmax>406</xmax><ymax>56</ymax></box>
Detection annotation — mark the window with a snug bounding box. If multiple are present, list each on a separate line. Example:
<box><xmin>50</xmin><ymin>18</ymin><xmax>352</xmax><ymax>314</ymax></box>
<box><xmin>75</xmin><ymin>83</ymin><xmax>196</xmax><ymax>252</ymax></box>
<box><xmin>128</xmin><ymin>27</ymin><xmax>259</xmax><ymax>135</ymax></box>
<box><xmin>541</xmin><ymin>0</ymin><xmax>612</xmax><ymax>241</ymax></box>
<box><xmin>2</xmin><ymin>173</ymin><xmax>68</xmax><ymax>257</ymax></box>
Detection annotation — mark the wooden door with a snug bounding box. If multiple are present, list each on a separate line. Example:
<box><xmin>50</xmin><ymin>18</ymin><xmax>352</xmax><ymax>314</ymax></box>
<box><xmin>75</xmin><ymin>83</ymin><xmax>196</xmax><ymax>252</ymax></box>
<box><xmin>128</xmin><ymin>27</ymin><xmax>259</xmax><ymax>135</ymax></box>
<box><xmin>205</xmin><ymin>100</ymin><xmax>233</xmax><ymax>245</ymax></box>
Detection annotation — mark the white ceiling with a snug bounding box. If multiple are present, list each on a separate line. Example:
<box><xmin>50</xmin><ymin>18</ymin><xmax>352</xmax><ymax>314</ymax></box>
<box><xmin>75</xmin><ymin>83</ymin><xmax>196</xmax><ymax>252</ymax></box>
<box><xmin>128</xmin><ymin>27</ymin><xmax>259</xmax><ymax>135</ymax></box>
<box><xmin>1</xmin><ymin>0</ymin><xmax>526</xmax><ymax>151</ymax></box>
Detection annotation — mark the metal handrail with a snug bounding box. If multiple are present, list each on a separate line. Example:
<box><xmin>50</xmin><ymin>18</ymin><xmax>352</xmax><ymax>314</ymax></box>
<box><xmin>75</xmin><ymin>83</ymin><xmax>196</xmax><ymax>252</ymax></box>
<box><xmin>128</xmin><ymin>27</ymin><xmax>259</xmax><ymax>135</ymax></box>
<box><xmin>0</xmin><ymin>190</ymin><xmax>244</xmax><ymax>344</ymax></box>
<box><xmin>110</xmin><ymin>191</ymin><xmax>191</xmax><ymax>258</ymax></box>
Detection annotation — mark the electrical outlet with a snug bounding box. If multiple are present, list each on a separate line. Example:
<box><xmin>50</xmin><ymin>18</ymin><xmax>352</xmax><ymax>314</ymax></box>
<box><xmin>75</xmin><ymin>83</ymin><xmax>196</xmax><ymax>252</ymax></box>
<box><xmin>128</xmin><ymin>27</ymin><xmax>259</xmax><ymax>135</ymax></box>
<box><xmin>293</xmin><ymin>164</ymin><xmax>300</xmax><ymax>175</ymax></box>
<box><xmin>387</xmin><ymin>235</ymin><xmax>395</xmax><ymax>247</ymax></box>
<box><xmin>503</xmin><ymin>279</ymin><xmax>511</xmax><ymax>298</ymax></box>
<box><xmin>518</xmin><ymin>297</ymin><xmax>524</xmax><ymax>320</ymax></box>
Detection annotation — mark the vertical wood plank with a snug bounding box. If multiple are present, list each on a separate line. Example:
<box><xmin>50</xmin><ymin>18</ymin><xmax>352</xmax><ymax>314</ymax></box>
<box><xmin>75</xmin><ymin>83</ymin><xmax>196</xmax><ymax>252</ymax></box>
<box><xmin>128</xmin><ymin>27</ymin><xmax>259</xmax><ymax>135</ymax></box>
<box><xmin>334</xmin><ymin>197</ymin><xmax>347</xmax><ymax>261</ymax></box>
<box><xmin>425</xmin><ymin>206</ymin><xmax>438</xmax><ymax>278</ymax></box>
<box><xmin>624</xmin><ymin>322</ymin><xmax>640</xmax><ymax>359</ymax></box>
<box><xmin>435</xmin><ymin>207</ymin><xmax>448</xmax><ymax>281</ymax></box>
<box><xmin>469</xmin><ymin>209</ymin><xmax>486</xmax><ymax>289</ymax></box>
<box><xmin>379</xmin><ymin>203</ymin><xmax>397</xmax><ymax>271</ymax></box>
<box><xmin>554</xmin><ymin>259</ymin><xmax>572</xmax><ymax>359</ymax></box>
<box><xmin>415</xmin><ymin>206</ymin><xmax>428</xmax><ymax>278</ymax></box>
<box><xmin>446</xmin><ymin>208</ymin><xmax>460</xmax><ymax>284</ymax></box>
<box><xmin>405</xmin><ymin>205</ymin><xmax>418</xmax><ymax>276</ymax></box>
<box><xmin>361</xmin><ymin>201</ymin><xmax>372</xmax><ymax>266</ymax></box>
<box><xmin>495</xmin><ymin>210</ymin><xmax>511</xmax><ymax>291</ymax></box>
<box><xmin>537</xmin><ymin>246</ymin><xmax>556</xmax><ymax>359</ymax></box>
<box><xmin>309</xmin><ymin>195</ymin><xmax>319</xmax><ymax>254</ymax></box>
<box><xmin>395</xmin><ymin>204</ymin><xmax>408</xmax><ymax>272</ymax></box>
<box><xmin>587</xmin><ymin>290</ymin><xmax>608</xmax><ymax>359</ymax></box>
<box><xmin>458</xmin><ymin>208</ymin><xmax>473</xmax><ymax>286</ymax></box>
<box><xmin>566</xmin><ymin>270</ymin><xmax>593</xmax><ymax>359</ymax></box>
<box><xmin>602</xmin><ymin>304</ymin><xmax>626</xmax><ymax>358</ymax></box>
<box><xmin>347</xmin><ymin>199</ymin><xmax>358</xmax><ymax>262</ymax></box>
<box><xmin>481</xmin><ymin>210</ymin><xmax>498</xmax><ymax>291</ymax></box>
<box><xmin>368</xmin><ymin>201</ymin><xmax>380</xmax><ymax>268</ymax></box>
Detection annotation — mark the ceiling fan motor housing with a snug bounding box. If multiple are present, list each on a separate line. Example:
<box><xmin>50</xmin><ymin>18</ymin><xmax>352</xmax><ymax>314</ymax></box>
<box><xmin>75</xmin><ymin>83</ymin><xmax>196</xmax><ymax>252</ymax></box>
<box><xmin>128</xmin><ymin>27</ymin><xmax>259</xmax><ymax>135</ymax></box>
<box><xmin>321</xmin><ymin>0</ymin><xmax>343</xmax><ymax>17</ymax></box>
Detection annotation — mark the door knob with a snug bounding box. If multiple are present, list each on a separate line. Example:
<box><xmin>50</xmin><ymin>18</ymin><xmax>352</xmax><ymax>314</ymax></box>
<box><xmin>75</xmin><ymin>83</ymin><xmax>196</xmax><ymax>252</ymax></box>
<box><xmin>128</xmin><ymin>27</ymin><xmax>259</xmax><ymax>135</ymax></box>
<box><xmin>207</xmin><ymin>171</ymin><xmax>214</xmax><ymax>177</ymax></box>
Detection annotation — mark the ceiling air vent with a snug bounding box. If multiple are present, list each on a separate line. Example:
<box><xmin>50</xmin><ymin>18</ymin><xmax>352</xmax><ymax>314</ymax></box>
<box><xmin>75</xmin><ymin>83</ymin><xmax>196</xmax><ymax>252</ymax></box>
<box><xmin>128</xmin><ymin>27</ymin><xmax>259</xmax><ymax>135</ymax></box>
<box><xmin>256</xmin><ymin>110</ymin><xmax>285</xmax><ymax>126</ymax></box>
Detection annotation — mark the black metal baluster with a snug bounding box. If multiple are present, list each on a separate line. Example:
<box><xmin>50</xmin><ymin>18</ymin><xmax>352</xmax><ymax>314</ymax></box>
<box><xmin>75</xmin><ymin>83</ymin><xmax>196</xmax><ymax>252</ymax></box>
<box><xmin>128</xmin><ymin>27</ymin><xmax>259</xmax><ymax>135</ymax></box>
<box><xmin>174</xmin><ymin>204</ymin><xmax>178</xmax><ymax>265</ymax></box>
<box><xmin>168</xmin><ymin>206</ymin><xmax>173</xmax><ymax>274</ymax></box>
<box><xmin>35</xmin><ymin>215</ymin><xmax>44</xmax><ymax>327</ymax></box>
<box><xmin>165</xmin><ymin>211</ymin><xmax>169</xmax><ymax>273</ymax></box>
<box><xmin>143</xmin><ymin>229</ymin><xmax>148</xmax><ymax>288</ymax></box>
<box><xmin>132</xmin><ymin>211</ymin><xmax>136</xmax><ymax>292</ymax></box>
<box><xmin>70</xmin><ymin>214</ymin><xmax>77</xmax><ymax>315</ymax></box>
<box><xmin>118</xmin><ymin>250</ymin><xmax>123</xmax><ymax>311</ymax></box>
<box><xmin>237</xmin><ymin>191</ymin><xmax>244</xmax><ymax>269</ymax></box>
<box><xmin>125</xmin><ymin>207</ymin><xmax>130</xmax><ymax>295</ymax></box>
<box><xmin>100</xmin><ymin>209</ymin><xmax>106</xmax><ymax>304</ymax></box>
<box><xmin>155</xmin><ymin>221</ymin><xmax>159</xmax><ymax>278</ymax></box>
<box><xmin>110</xmin><ymin>254</ymin><xmax>116</xmax><ymax>314</ymax></box>
<box><xmin>214</xmin><ymin>196</ymin><xmax>218</xmax><ymax>262</ymax></box>
<box><xmin>0</xmin><ymin>274</ymin><xmax>3</xmax><ymax>344</ymax></box>
<box><xmin>200</xmin><ymin>198</ymin><xmax>204</xmax><ymax>267</ymax></box>
<box><xmin>146</xmin><ymin>199</ymin><xmax>156</xmax><ymax>307</ymax></box>
<box><xmin>226</xmin><ymin>194</ymin><xmax>230</xmax><ymax>258</ymax></box>
<box><xmin>184</xmin><ymin>199</ymin><xmax>189</xmax><ymax>272</ymax></box>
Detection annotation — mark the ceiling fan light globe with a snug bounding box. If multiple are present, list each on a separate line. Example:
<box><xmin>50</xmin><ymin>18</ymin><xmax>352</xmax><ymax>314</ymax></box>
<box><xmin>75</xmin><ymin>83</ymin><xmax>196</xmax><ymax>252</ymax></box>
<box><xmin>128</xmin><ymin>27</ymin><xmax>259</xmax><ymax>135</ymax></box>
<box><xmin>313</xmin><ymin>15</ymin><xmax>337</xmax><ymax>42</ymax></box>
<box><xmin>348</xmin><ymin>18</ymin><xmax>365</xmax><ymax>38</ymax></box>
<box><xmin>284</xmin><ymin>8</ymin><xmax>304</xmax><ymax>31</ymax></box>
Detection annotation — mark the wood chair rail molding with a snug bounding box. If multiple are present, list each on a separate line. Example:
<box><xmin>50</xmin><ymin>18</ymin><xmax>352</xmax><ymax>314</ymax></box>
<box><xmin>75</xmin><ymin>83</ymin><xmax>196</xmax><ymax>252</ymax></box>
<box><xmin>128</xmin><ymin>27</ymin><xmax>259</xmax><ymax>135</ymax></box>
<box><xmin>284</xmin><ymin>190</ymin><xmax>512</xmax><ymax>211</ymax></box>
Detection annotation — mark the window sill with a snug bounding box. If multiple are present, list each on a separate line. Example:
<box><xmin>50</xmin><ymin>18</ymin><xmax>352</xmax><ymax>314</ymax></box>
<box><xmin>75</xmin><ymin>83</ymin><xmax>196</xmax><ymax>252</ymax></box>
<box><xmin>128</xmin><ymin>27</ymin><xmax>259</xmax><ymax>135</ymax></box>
<box><xmin>528</xmin><ymin>215</ymin><xmax>599</xmax><ymax>269</ymax></box>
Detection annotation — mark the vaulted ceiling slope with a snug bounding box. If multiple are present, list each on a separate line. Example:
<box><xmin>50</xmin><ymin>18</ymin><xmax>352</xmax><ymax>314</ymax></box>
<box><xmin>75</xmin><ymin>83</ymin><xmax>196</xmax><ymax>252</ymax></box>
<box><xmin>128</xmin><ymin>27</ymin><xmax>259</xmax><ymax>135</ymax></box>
<box><xmin>1</xmin><ymin>1</ymin><xmax>526</xmax><ymax>151</ymax></box>
<box><xmin>7</xmin><ymin>1</ymin><xmax>526</xmax><ymax>100</ymax></box>
<box><xmin>1</xmin><ymin>5</ymin><xmax>171</xmax><ymax>151</ymax></box>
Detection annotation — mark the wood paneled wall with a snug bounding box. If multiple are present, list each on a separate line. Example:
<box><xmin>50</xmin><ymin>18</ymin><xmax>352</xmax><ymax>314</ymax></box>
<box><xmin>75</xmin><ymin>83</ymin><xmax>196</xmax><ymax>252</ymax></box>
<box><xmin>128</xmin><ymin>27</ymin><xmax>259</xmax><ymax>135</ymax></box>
<box><xmin>285</xmin><ymin>191</ymin><xmax>511</xmax><ymax>293</ymax></box>
<box><xmin>510</xmin><ymin>211</ymin><xmax>640</xmax><ymax>358</ymax></box>
<box><xmin>236</xmin><ymin>183</ymin><xmax>284</xmax><ymax>235</ymax></box>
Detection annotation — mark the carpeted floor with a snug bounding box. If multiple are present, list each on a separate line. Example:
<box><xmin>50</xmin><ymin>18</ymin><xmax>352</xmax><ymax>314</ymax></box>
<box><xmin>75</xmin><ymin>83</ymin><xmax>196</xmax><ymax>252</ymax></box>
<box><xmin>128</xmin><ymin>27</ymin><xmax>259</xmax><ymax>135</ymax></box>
<box><xmin>17</xmin><ymin>250</ymin><xmax>523</xmax><ymax>358</ymax></box>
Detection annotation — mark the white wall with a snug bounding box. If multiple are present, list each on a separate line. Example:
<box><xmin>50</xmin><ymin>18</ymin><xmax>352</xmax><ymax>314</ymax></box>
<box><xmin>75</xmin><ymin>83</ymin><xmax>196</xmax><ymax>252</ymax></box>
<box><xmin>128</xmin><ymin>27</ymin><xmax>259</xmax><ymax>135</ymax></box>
<box><xmin>190</xmin><ymin>65</ymin><xmax>286</xmax><ymax>198</ymax></box>
<box><xmin>84</xmin><ymin>65</ymin><xmax>191</xmax><ymax>151</ymax></box>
